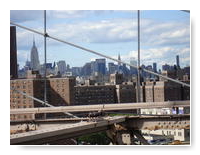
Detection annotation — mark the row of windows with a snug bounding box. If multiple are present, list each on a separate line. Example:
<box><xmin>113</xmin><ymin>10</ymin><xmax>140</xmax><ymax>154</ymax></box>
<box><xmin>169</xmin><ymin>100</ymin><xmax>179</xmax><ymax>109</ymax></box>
<box><xmin>50</xmin><ymin>79</ymin><xmax>66</xmax><ymax>83</ymax></box>
<box><xmin>10</xmin><ymin>95</ymin><xmax>29</xmax><ymax>99</ymax></box>
<box><xmin>10</xmin><ymin>104</ymin><xmax>33</xmax><ymax>108</ymax></box>
<box><xmin>51</xmin><ymin>84</ymin><xmax>66</xmax><ymax>88</ymax></box>
<box><xmin>10</xmin><ymin>91</ymin><xmax>33</xmax><ymax>96</ymax></box>
<box><xmin>75</xmin><ymin>94</ymin><xmax>114</xmax><ymax>98</ymax></box>
<box><xmin>162</xmin><ymin>131</ymin><xmax>183</xmax><ymax>137</ymax></box>
<box><xmin>11</xmin><ymin>98</ymin><xmax>33</xmax><ymax>102</ymax></box>
<box><xmin>75</xmin><ymin>99</ymin><xmax>114</xmax><ymax>104</ymax></box>
<box><xmin>10</xmin><ymin>84</ymin><xmax>32</xmax><ymax>89</ymax></box>
<box><xmin>10</xmin><ymin>114</ymin><xmax>33</xmax><ymax>120</ymax></box>
<box><xmin>119</xmin><ymin>87</ymin><xmax>134</xmax><ymax>90</ymax></box>
<box><xmin>11</xmin><ymin>81</ymin><xmax>32</xmax><ymax>84</ymax></box>
<box><xmin>75</xmin><ymin>92</ymin><xmax>114</xmax><ymax>95</ymax></box>
<box><xmin>75</xmin><ymin>87</ymin><xmax>114</xmax><ymax>91</ymax></box>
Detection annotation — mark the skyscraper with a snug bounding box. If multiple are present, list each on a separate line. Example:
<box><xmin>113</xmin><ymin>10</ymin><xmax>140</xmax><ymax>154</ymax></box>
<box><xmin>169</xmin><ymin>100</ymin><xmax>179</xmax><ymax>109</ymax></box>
<box><xmin>57</xmin><ymin>60</ymin><xmax>67</xmax><ymax>74</ymax></box>
<box><xmin>153</xmin><ymin>62</ymin><xmax>157</xmax><ymax>73</ymax></box>
<box><xmin>30</xmin><ymin>39</ymin><xmax>40</xmax><ymax>71</ymax></box>
<box><xmin>176</xmin><ymin>55</ymin><xmax>180</xmax><ymax>68</ymax></box>
<box><xmin>10</xmin><ymin>26</ymin><xmax>18</xmax><ymax>79</ymax></box>
<box><xmin>97</xmin><ymin>59</ymin><xmax>106</xmax><ymax>75</ymax></box>
<box><xmin>130</xmin><ymin>57</ymin><xmax>137</xmax><ymax>75</ymax></box>
<box><xmin>82</xmin><ymin>62</ymin><xmax>92</xmax><ymax>76</ymax></box>
<box><xmin>118</xmin><ymin>54</ymin><xmax>123</xmax><ymax>73</ymax></box>
<box><xmin>108</xmin><ymin>62</ymin><xmax>117</xmax><ymax>74</ymax></box>
<box><xmin>118</xmin><ymin>53</ymin><xmax>121</xmax><ymax>66</ymax></box>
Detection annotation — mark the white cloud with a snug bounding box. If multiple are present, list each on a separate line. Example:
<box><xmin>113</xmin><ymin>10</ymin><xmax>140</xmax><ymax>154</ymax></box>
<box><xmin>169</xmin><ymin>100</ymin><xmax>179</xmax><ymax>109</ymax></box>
<box><xmin>47</xmin><ymin>10</ymin><xmax>89</xmax><ymax>19</ymax></box>
<box><xmin>13</xmin><ymin>11</ymin><xmax>190</xmax><ymax>48</ymax></box>
<box><xmin>10</xmin><ymin>10</ymin><xmax>43</xmax><ymax>23</ymax></box>
<box><xmin>179</xmin><ymin>47</ymin><xmax>190</xmax><ymax>54</ymax></box>
<box><xmin>46</xmin><ymin>19</ymin><xmax>137</xmax><ymax>44</ymax></box>
<box><xmin>45</xmin><ymin>18</ymin><xmax>189</xmax><ymax>47</ymax></box>
<box><xmin>181</xmin><ymin>57</ymin><xmax>190</xmax><ymax>64</ymax></box>
<box><xmin>12</xmin><ymin>10</ymin><xmax>190</xmax><ymax>69</ymax></box>
<box><xmin>116</xmin><ymin>46</ymin><xmax>190</xmax><ymax>69</ymax></box>
<box><xmin>11</xmin><ymin>10</ymin><xmax>127</xmax><ymax>23</ymax></box>
<box><xmin>16</xmin><ymin>27</ymin><xmax>44</xmax><ymax>50</ymax></box>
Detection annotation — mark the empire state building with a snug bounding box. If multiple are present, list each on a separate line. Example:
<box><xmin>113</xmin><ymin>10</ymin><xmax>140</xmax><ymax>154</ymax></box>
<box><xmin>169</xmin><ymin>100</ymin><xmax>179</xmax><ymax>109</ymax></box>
<box><xmin>30</xmin><ymin>39</ymin><xmax>40</xmax><ymax>71</ymax></box>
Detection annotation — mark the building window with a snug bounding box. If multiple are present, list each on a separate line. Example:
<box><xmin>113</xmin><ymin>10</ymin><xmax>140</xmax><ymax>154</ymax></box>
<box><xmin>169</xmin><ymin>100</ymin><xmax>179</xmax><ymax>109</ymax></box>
<box><xmin>178</xmin><ymin>132</ymin><xmax>182</xmax><ymax>136</ymax></box>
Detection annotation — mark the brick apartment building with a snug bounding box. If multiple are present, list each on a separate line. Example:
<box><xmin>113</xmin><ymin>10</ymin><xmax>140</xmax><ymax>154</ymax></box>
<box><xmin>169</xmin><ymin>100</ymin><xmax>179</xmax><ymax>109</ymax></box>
<box><xmin>10</xmin><ymin>71</ymin><xmax>75</xmax><ymax>121</ymax></box>
<box><xmin>10</xmin><ymin>79</ymin><xmax>35</xmax><ymax>120</ymax></box>
<box><xmin>153</xmin><ymin>81</ymin><xmax>182</xmax><ymax>102</ymax></box>
<box><xmin>10</xmin><ymin>71</ymin><xmax>189</xmax><ymax>121</ymax></box>
<box><xmin>74</xmin><ymin>85</ymin><xmax>117</xmax><ymax>105</ymax></box>
<box><xmin>116</xmin><ymin>84</ymin><xmax>136</xmax><ymax>103</ymax></box>
<box><xmin>144</xmin><ymin>81</ymin><xmax>155</xmax><ymax>102</ymax></box>
<box><xmin>142</xmin><ymin>81</ymin><xmax>188</xmax><ymax>102</ymax></box>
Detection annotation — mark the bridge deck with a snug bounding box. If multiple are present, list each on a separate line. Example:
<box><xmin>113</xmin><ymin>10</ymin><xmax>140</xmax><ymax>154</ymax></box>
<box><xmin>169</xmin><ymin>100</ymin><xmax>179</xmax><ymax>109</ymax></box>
<box><xmin>10</xmin><ymin>116</ymin><xmax>126</xmax><ymax>145</ymax></box>
<box><xmin>10</xmin><ymin>100</ymin><xmax>190</xmax><ymax>115</ymax></box>
<box><xmin>10</xmin><ymin>114</ymin><xmax>190</xmax><ymax>145</ymax></box>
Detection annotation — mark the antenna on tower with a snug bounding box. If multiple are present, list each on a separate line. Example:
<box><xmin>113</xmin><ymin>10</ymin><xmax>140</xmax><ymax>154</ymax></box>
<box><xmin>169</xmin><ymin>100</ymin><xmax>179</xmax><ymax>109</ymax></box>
<box><xmin>26</xmin><ymin>52</ymin><xmax>29</xmax><ymax>62</ymax></box>
<box><xmin>33</xmin><ymin>35</ymin><xmax>35</xmax><ymax>46</ymax></box>
<box><xmin>118</xmin><ymin>53</ymin><xmax>121</xmax><ymax>66</ymax></box>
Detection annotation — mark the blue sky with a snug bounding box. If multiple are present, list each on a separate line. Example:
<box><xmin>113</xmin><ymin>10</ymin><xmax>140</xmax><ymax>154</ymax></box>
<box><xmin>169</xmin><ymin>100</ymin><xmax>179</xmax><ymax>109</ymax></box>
<box><xmin>10</xmin><ymin>10</ymin><xmax>190</xmax><ymax>70</ymax></box>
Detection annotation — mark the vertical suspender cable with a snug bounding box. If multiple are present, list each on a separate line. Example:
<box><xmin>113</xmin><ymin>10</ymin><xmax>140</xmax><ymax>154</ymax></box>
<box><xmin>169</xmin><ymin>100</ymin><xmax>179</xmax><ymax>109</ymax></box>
<box><xmin>137</xmin><ymin>10</ymin><xmax>141</xmax><ymax>103</ymax></box>
<box><xmin>44</xmin><ymin>10</ymin><xmax>47</xmax><ymax>119</ymax></box>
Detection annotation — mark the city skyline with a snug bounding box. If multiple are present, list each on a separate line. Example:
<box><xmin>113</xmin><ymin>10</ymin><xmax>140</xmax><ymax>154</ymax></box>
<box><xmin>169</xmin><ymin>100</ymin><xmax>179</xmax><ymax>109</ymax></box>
<box><xmin>9</xmin><ymin>9</ymin><xmax>191</xmax><ymax>146</ymax></box>
<box><xmin>20</xmin><ymin>40</ymin><xmax>187</xmax><ymax>77</ymax></box>
<box><xmin>10</xmin><ymin>10</ymin><xmax>190</xmax><ymax>71</ymax></box>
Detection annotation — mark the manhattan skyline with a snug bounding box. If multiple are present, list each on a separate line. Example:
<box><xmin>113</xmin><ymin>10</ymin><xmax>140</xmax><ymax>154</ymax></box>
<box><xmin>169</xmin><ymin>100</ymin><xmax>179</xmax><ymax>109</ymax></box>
<box><xmin>10</xmin><ymin>10</ymin><xmax>190</xmax><ymax>70</ymax></box>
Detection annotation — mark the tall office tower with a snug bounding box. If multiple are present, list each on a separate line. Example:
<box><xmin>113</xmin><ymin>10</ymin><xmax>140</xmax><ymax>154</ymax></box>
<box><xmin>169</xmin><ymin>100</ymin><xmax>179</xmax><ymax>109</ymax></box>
<box><xmin>95</xmin><ymin>59</ymin><xmax>106</xmax><ymax>75</ymax></box>
<box><xmin>153</xmin><ymin>62</ymin><xmax>157</xmax><ymax>73</ymax></box>
<box><xmin>30</xmin><ymin>39</ymin><xmax>40</xmax><ymax>71</ymax></box>
<box><xmin>108</xmin><ymin>62</ymin><xmax>117</xmax><ymax>74</ymax></box>
<box><xmin>91</xmin><ymin>61</ymin><xmax>97</xmax><ymax>75</ymax></box>
<box><xmin>117</xmin><ymin>53</ymin><xmax>123</xmax><ymax>73</ymax></box>
<box><xmin>82</xmin><ymin>62</ymin><xmax>92</xmax><ymax>76</ymax></box>
<box><xmin>130</xmin><ymin>57</ymin><xmax>137</xmax><ymax>75</ymax></box>
<box><xmin>10</xmin><ymin>26</ymin><xmax>18</xmax><ymax>79</ymax></box>
<box><xmin>145</xmin><ymin>65</ymin><xmax>153</xmax><ymax>78</ymax></box>
<box><xmin>57</xmin><ymin>60</ymin><xmax>67</xmax><ymax>74</ymax></box>
<box><xmin>176</xmin><ymin>55</ymin><xmax>180</xmax><ymax>68</ymax></box>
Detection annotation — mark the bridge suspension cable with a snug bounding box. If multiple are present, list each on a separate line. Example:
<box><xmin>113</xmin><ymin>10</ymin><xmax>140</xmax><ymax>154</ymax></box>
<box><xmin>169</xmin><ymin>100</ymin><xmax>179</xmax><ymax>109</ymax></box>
<box><xmin>10</xmin><ymin>21</ymin><xmax>190</xmax><ymax>88</ymax></box>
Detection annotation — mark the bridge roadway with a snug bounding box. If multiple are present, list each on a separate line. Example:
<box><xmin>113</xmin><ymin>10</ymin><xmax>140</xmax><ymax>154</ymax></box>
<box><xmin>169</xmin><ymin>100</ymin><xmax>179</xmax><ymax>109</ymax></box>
<box><xmin>10</xmin><ymin>114</ymin><xmax>190</xmax><ymax>145</ymax></box>
<box><xmin>10</xmin><ymin>116</ymin><xmax>126</xmax><ymax>145</ymax></box>
<box><xmin>10</xmin><ymin>100</ymin><xmax>190</xmax><ymax>115</ymax></box>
